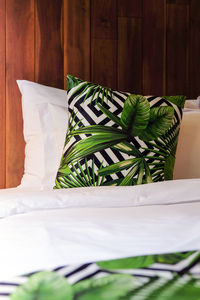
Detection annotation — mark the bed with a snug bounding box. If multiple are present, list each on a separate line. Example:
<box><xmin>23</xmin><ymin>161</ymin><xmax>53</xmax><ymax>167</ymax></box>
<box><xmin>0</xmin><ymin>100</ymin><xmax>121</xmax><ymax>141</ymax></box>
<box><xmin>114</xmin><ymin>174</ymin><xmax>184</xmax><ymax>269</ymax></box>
<box><xmin>0</xmin><ymin>179</ymin><xmax>200</xmax><ymax>299</ymax></box>
<box><xmin>0</xmin><ymin>0</ymin><xmax>200</xmax><ymax>297</ymax></box>
<box><xmin>0</xmin><ymin>79</ymin><xmax>200</xmax><ymax>299</ymax></box>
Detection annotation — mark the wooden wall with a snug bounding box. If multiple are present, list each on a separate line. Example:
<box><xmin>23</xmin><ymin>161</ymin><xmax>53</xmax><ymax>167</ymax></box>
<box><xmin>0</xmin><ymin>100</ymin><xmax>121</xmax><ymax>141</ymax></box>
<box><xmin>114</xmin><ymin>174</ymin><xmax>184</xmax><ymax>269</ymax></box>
<box><xmin>0</xmin><ymin>0</ymin><xmax>199</xmax><ymax>188</ymax></box>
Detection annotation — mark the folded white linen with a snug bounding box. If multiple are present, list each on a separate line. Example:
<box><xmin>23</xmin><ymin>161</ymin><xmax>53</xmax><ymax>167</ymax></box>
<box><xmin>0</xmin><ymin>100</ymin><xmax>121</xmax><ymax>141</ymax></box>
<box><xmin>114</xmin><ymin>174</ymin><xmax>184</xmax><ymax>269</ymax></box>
<box><xmin>184</xmin><ymin>98</ymin><xmax>200</xmax><ymax>111</ymax></box>
<box><xmin>0</xmin><ymin>178</ymin><xmax>200</xmax><ymax>218</ymax></box>
<box><xmin>1</xmin><ymin>199</ymin><xmax>200</xmax><ymax>279</ymax></box>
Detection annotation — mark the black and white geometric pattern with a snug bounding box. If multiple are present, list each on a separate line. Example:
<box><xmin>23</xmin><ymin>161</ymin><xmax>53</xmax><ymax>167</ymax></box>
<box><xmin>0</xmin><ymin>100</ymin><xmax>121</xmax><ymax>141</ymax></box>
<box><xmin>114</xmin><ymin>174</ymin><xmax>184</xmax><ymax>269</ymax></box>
<box><xmin>66</xmin><ymin>86</ymin><xmax>133</xmax><ymax>183</ymax></box>
<box><xmin>2</xmin><ymin>251</ymin><xmax>200</xmax><ymax>299</ymax></box>
<box><xmin>56</xmin><ymin>77</ymin><xmax>184</xmax><ymax>188</ymax></box>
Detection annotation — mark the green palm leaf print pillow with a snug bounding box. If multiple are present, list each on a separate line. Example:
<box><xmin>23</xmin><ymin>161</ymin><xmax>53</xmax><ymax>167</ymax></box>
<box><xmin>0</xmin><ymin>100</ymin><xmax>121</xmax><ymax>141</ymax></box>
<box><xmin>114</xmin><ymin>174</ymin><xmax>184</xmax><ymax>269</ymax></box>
<box><xmin>55</xmin><ymin>75</ymin><xmax>186</xmax><ymax>189</ymax></box>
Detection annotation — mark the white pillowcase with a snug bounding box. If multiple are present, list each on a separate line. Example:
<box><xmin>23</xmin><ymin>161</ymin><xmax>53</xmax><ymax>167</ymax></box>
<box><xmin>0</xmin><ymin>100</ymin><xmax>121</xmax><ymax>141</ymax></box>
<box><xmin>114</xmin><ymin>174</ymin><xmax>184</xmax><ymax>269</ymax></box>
<box><xmin>17</xmin><ymin>80</ymin><xmax>68</xmax><ymax>189</ymax></box>
<box><xmin>184</xmin><ymin>98</ymin><xmax>200</xmax><ymax>110</ymax></box>
<box><xmin>174</xmin><ymin>111</ymin><xmax>200</xmax><ymax>179</ymax></box>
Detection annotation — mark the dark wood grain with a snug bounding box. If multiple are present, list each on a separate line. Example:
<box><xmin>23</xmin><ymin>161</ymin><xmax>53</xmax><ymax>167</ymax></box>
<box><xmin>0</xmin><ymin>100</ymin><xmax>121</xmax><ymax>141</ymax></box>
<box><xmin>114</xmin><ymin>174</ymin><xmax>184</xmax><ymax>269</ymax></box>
<box><xmin>190</xmin><ymin>0</ymin><xmax>200</xmax><ymax>98</ymax></box>
<box><xmin>92</xmin><ymin>39</ymin><xmax>117</xmax><ymax>88</ymax></box>
<box><xmin>35</xmin><ymin>0</ymin><xmax>63</xmax><ymax>88</ymax></box>
<box><xmin>143</xmin><ymin>0</ymin><xmax>165</xmax><ymax>95</ymax></box>
<box><xmin>64</xmin><ymin>0</ymin><xmax>90</xmax><ymax>84</ymax></box>
<box><xmin>167</xmin><ymin>0</ymin><xmax>189</xmax><ymax>4</ymax></box>
<box><xmin>118</xmin><ymin>0</ymin><xmax>142</xmax><ymax>18</ymax></box>
<box><xmin>118</xmin><ymin>17</ymin><xmax>142</xmax><ymax>93</ymax></box>
<box><xmin>166</xmin><ymin>2</ymin><xmax>189</xmax><ymax>95</ymax></box>
<box><xmin>92</xmin><ymin>0</ymin><xmax>117</xmax><ymax>40</ymax></box>
<box><xmin>0</xmin><ymin>0</ymin><xmax>5</xmax><ymax>188</ymax></box>
<box><xmin>6</xmin><ymin>0</ymin><xmax>35</xmax><ymax>188</ymax></box>
<box><xmin>91</xmin><ymin>0</ymin><xmax>117</xmax><ymax>89</ymax></box>
<box><xmin>0</xmin><ymin>0</ymin><xmax>200</xmax><ymax>188</ymax></box>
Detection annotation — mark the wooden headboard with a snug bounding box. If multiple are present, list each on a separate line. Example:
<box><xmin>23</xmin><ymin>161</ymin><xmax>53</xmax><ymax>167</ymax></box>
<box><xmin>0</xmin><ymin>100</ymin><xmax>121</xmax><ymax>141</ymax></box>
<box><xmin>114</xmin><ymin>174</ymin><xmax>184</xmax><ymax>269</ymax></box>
<box><xmin>0</xmin><ymin>0</ymin><xmax>199</xmax><ymax>188</ymax></box>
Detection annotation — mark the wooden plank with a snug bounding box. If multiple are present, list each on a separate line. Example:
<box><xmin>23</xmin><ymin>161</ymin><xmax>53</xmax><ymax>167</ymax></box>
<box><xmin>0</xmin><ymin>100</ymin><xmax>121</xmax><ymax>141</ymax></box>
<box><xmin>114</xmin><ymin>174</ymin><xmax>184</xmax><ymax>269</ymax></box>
<box><xmin>143</xmin><ymin>0</ymin><xmax>165</xmax><ymax>95</ymax></box>
<box><xmin>166</xmin><ymin>2</ymin><xmax>189</xmax><ymax>95</ymax></box>
<box><xmin>35</xmin><ymin>0</ymin><xmax>63</xmax><ymax>88</ymax></box>
<box><xmin>92</xmin><ymin>0</ymin><xmax>117</xmax><ymax>40</ymax></box>
<box><xmin>118</xmin><ymin>0</ymin><xmax>142</xmax><ymax>18</ymax></box>
<box><xmin>92</xmin><ymin>39</ymin><xmax>117</xmax><ymax>88</ymax></box>
<box><xmin>0</xmin><ymin>0</ymin><xmax>5</xmax><ymax>188</ymax></box>
<box><xmin>6</xmin><ymin>0</ymin><xmax>35</xmax><ymax>188</ymax></box>
<box><xmin>190</xmin><ymin>0</ymin><xmax>200</xmax><ymax>98</ymax></box>
<box><xmin>167</xmin><ymin>0</ymin><xmax>189</xmax><ymax>4</ymax></box>
<box><xmin>118</xmin><ymin>17</ymin><xmax>142</xmax><ymax>93</ymax></box>
<box><xmin>63</xmin><ymin>0</ymin><xmax>90</xmax><ymax>85</ymax></box>
<box><xmin>91</xmin><ymin>0</ymin><xmax>117</xmax><ymax>89</ymax></box>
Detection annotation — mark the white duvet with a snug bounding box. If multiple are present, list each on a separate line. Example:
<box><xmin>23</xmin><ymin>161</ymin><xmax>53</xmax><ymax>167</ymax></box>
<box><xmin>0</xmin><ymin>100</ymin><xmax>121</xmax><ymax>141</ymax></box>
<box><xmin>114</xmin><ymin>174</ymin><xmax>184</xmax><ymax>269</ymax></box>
<box><xmin>0</xmin><ymin>178</ymin><xmax>200</xmax><ymax>279</ymax></box>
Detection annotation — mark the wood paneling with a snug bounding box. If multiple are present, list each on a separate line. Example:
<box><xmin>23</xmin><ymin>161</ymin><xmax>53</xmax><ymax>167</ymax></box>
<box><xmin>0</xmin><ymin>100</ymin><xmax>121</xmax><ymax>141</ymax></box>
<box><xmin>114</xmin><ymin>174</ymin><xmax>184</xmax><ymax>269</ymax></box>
<box><xmin>0</xmin><ymin>0</ymin><xmax>200</xmax><ymax>187</ymax></box>
<box><xmin>63</xmin><ymin>0</ymin><xmax>90</xmax><ymax>85</ymax></box>
<box><xmin>166</xmin><ymin>1</ymin><xmax>189</xmax><ymax>95</ymax></box>
<box><xmin>6</xmin><ymin>0</ymin><xmax>35</xmax><ymax>187</ymax></box>
<box><xmin>35</xmin><ymin>0</ymin><xmax>64</xmax><ymax>88</ymax></box>
<box><xmin>117</xmin><ymin>0</ymin><xmax>142</xmax><ymax>93</ymax></box>
<box><xmin>167</xmin><ymin>0</ymin><xmax>189</xmax><ymax>4</ymax></box>
<box><xmin>118</xmin><ymin>0</ymin><xmax>142</xmax><ymax>18</ymax></box>
<box><xmin>91</xmin><ymin>0</ymin><xmax>117</xmax><ymax>89</ymax></box>
<box><xmin>143</xmin><ymin>0</ymin><xmax>166</xmax><ymax>95</ymax></box>
<box><xmin>0</xmin><ymin>0</ymin><xmax>5</xmax><ymax>188</ymax></box>
<box><xmin>190</xmin><ymin>0</ymin><xmax>200</xmax><ymax>98</ymax></box>
<box><xmin>118</xmin><ymin>17</ymin><xmax>142</xmax><ymax>93</ymax></box>
<box><xmin>92</xmin><ymin>0</ymin><xmax>117</xmax><ymax>40</ymax></box>
<box><xmin>92</xmin><ymin>39</ymin><xmax>117</xmax><ymax>88</ymax></box>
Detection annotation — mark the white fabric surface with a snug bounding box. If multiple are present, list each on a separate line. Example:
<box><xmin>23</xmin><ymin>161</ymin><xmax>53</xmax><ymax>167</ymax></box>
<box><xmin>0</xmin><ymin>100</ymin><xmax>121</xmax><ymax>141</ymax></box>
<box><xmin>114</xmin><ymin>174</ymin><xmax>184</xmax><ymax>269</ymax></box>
<box><xmin>0</xmin><ymin>179</ymin><xmax>200</xmax><ymax>279</ymax></box>
<box><xmin>174</xmin><ymin>111</ymin><xmax>200</xmax><ymax>179</ymax></box>
<box><xmin>184</xmin><ymin>98</ymin><xmax>200</xmax><ymax>110</ymax></box>
<box><xmin>17</xmin><ymin>80</ymin><xmax>68</xmax><ymax>189</ymax></box>
<box><xmin>0</xmin><ymin>179</ymin><xmax>200</xmax><ymax>218</ymax></box>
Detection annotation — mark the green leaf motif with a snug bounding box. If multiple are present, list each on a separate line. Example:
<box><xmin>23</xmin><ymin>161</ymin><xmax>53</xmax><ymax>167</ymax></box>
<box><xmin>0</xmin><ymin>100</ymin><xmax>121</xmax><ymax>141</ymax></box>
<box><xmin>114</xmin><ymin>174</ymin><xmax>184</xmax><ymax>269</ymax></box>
<box><xmin>55</xmin><ymin>80</ymin><xmax>184</xmax><ymax>188</ymax></box>
<box><xmin>164</xmin><ymin>154</ymin><xmax>175</xmax><ymax>180</ymax></box>
<box><xmin>67</xmin><ymin>74</ymin><xmax>83</xmax><ymax>91</ymax></box>
<box><xmin>97</xmin><ymin>252</ymin><xmax>194</xmax><ymax>272</ymax></box>
<box><xmin>164</xmin><ymin>280</ymin><xmax>200</xmax><ymax>300</ymax></box>
<box><xmin>156</xmin><ymin>252</ymin><xmax>194</xmax><ymax>264</ymax></box>
<box><xmin>67</xmin><ymin>75</ymin><xmax>113</xmax><ymax>105</ymax></box>
<box><xmin>57</xmin><ymin>163</ymin><xmax>71</xmax><ymax>176</ymax></box>
<box><xmin>55</xmin><ymin>159</ymin><xmax>106</xmax><ymax>189</ymax></box>
<box><xmin>139</xmin><ymin>106</ymin><xmax>174</xmax><ymax>141</ymax></box>
<box><xmin>123</xmin><ymin>277</ymin><xmax>200</xmax><ymax>300</ymax></box>
<box><xmin>97</xmin><ymin>256</ymin><xmax>155</xmax><ymax>270</ymax></box>
<box><xmin>120</xmin><ymin>94</ymin><xmax>150</xmax><ymax>136</ymax></box>
<box><xmin>65</xmin><ymin>128</ymin><xmax>128</xmax><ymax>165</ymax></box>
<box><xmin>70</xmin><ymin>125</ymin><xmax>124</xmax><ymax>136</ymax></box>
<box><xmin>97</xmin><ymin>103</ymin><xmax>122</xmax><ymax>127</ymax></box>
<box><xmin>11</xmin><ymin>271</ymin><xmax>73</xmax><ymax>300</ymax></box>
<box><xmin>98</xmin><ymin>158</ymin><xmax>140</xmax><ymax>177</ymax></box>
<box><xmin>163</xmin><ymin>95</ymin><xmax>186</xmax><ymax>109</ymax></box>
<box><xmin>112</xmin><ymin>141</ymin><xmax>141</xmax><ymax>157</ymax></box>
<box><xmin>119</xmin><ymin>163</ymin><xmax>139</xmax><ymax>186</ymax></box>
<box><xmin>73</xmin><ymin>274</ymin><xmax>134</xmax><ymax>300</ymax></box>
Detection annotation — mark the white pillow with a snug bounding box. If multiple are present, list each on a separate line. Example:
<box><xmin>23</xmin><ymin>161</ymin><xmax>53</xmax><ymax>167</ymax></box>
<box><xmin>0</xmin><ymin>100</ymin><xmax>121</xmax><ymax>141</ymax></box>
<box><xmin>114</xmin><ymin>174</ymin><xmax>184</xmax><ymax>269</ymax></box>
<box><xmin>17</xmin><ymin>80</ymin><xmax>68</xmax><ymax>189</ymax></box>
<box><xmin>174</xmin><ymin>111</ymin><xmax>200</xmax><ymax>179</ymax></box>
<box><xmin>184</xmin><ymin>98</ymin><xmax>200</xmax><ymax>110</ymax></box>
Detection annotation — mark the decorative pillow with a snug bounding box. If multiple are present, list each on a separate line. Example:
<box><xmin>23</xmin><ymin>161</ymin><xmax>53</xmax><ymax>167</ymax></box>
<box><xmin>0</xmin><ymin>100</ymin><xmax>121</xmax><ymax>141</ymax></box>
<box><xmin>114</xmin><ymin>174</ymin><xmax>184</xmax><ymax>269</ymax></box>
<box><xmin>17</xmin><ymin>80</ymin><xmax>68</xmax><ymax>189</ymax></box>
<box><xmin>55</xmin><ymin>75</ymin><xmax>186</xmax><ymax>189</ymax></box>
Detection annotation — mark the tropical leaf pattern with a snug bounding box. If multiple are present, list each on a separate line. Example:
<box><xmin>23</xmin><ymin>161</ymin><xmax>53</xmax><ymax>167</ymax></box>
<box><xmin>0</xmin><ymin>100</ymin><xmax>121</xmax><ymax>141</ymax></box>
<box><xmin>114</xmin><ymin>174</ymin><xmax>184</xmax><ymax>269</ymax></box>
<box><xmin>55</xmin><ymin>75</ymin><xmax>186</xmax><ymax>189</ymax></box>
<box><xmin>10</xmin><ymin>251</ymin><xmax>200</xmax><ymax>300</ymax></box>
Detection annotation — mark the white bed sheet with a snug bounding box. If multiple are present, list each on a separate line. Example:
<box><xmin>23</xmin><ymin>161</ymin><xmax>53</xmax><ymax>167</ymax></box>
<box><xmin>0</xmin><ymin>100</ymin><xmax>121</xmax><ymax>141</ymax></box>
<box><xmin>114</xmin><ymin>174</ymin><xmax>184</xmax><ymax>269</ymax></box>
<box><xmin>0</xmin><ymin>179</ymin><xmax>200</xmax><ymax>279</ymax></box>
<box><xmin>0</xmin><ymin>178</ymin><xmax>200</xmax><ymax>218</ymax></box>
